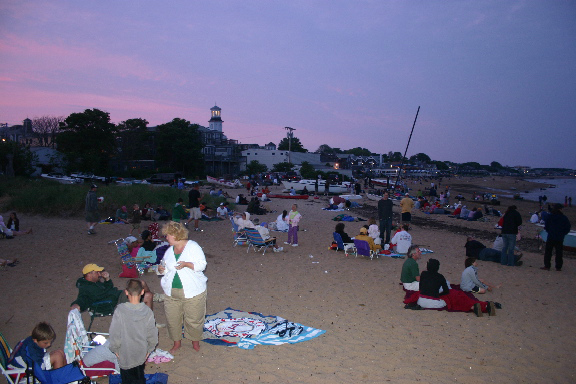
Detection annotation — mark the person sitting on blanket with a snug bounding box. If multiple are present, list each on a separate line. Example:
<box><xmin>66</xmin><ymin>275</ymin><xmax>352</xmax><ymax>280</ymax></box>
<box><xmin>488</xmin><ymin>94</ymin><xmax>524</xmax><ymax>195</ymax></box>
<box><xmin>71</xmin><ymin>264</ymin><xmax>154</xmax><ymax>312</ymax></box>
<box><xmin>216</xmin><ymin>202</ymin><xmax>229</xmax><ymax>219</ymax></box>
<box><xmin>367</xmin><ymin>218</ymin><xmax>381</xmax><ymax>245</ymax></box>
<box><xmin>327</xmin><ymin>196</ymin><xmax>346</xmax><ymax>210</ymax></box>
<box><xmin>461</xmin><ymin>257</ymin><xmax>499</xmax><ymax>294</ymax></box>
<box><xmin>233</xmin><ymin>211</ymin><xmax>255</xmax><ymax>231</ymax></box>
<box><xmin>253</xmin><ymin>219</ymin><xmax>284</xmax><ymax>252</ymax></box>
<box><xmin>275</xmin><ymin>210</ymin><xmax>289</xmax><ymax>232</ymax></box>
<box><xmin>116</xmin><ymin>206</ymin><xmax>130</xmax><ymax>224</ymax></box>
<box><xmin>390</xmin><ymin>224</ymin><xmax>412</xmax><ymax>254</ymax></box>
<box><xmin>417</xmin><ymin>258</ymin><xmax>498</xmax><ymax>317</ymax></box>
<box><xmin>401</xmin><ymin>245</ymin><xmax>422</xmax><ymax>291</ymax></box>
<box><xmin>334</xmin><ymin>222</ymin><xmax>353</xmax><ymax>244</ymax></box>
<box><xmin>355</xmin><ymin>227</ymin><xmax>381</xmax><ymax>252</ymax></box>
<box><xmin>136</xmin><ymin>230</ymin><xmax>158</xmax><ymax>263</ymax></box>
<box><xmin>7</xmin><ymin>321</ymin><xmax>66</xmax><ymax>371</ymax></box>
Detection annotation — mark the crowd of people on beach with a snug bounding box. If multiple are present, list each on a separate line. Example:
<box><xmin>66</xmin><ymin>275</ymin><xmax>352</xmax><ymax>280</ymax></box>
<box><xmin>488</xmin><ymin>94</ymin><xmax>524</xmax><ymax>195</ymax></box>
<box><xmin>4</xmin><ymin>176</ymin><xmax>573</xmax><ymax>383</ymax></box>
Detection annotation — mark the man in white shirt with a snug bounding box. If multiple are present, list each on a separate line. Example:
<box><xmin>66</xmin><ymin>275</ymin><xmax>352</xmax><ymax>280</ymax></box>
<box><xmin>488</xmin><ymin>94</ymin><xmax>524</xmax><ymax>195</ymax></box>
<box><xmin>390</xmin><ymin>224</ymin><xmax>412</xmax><ymax>254</ymax></box>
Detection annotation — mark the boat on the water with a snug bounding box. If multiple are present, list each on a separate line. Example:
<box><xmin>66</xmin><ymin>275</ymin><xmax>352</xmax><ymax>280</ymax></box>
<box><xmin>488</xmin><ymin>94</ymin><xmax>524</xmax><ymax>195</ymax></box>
<box><xmin>539</xmin><ymin>229</ymin><xmax>576</xmax><ymax>252</ymax></box>
<box><xmin>282</xmin><ymin>179</ymin><xmax>352</xmax><ymax>194</ymax></box>
<box><xmin>206</xmin><ymin>176</ymin><xmax>242</xmax><ymax>188</ymax></box>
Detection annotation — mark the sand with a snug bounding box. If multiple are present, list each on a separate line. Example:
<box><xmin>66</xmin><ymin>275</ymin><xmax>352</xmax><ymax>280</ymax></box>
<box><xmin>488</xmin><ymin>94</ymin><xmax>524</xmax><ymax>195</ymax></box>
<box><xmin>1</xmin><ymin>176</ymin><xmax>575</xmax><ymax>384</ymax></box>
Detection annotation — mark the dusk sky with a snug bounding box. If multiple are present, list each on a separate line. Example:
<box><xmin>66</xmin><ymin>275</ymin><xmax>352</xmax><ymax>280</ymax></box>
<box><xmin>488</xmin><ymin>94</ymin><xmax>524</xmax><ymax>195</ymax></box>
<box><xmin>1</xmin><ymin>1</ymin><xmax>575</xmax><ymax>169</ymax></box>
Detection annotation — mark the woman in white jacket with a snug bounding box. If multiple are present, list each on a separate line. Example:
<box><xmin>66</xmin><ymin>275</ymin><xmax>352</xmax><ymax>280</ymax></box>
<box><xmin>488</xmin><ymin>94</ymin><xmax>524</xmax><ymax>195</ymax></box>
<box><xmin>158</xmin><ymin>221</ymin><xmax>207</xmax><ymax>354</ymax></box>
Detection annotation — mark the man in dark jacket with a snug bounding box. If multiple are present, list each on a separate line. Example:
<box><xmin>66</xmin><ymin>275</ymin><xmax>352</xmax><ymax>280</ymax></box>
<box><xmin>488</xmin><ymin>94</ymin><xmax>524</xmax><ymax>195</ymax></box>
<box><xmin>71</xmin><ymin>264</ymin><xmax>153</xmax><ymax>312</ymax></box>
<box><xmin>541</xmin><ymin>204</ymin><xmax>571</xmax><ymax>271</ymax></box>
<box><xmin>378</xmin><ymin>192</ymin><xmax>394</xmax><ymax>245</ymax></box>
<box><xmin>500</xmin><ymin>205</ymin><xmax>522</xmax><ymax>266</ymax></box>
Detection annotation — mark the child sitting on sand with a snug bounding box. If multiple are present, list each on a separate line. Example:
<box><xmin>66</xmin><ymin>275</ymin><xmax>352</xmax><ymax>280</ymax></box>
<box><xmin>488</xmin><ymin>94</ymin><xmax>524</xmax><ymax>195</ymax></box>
<box><xmin>460</xmin><ymin>257</ymin><xmax>498</xmax><ymax>294</ymax></box>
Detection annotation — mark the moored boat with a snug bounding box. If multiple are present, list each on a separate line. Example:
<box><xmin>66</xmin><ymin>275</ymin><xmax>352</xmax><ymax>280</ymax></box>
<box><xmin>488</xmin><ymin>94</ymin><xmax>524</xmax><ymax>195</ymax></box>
<box><xmin>539</xmin><ymin>229</ymin><xmax>576</xmax><ymax>252</ymax></box>
<box><xmin>206</xmin><ymin>176</ymin><xmax>242</xmax><ymax>188</ymax></box>
<box><xmin>268</xmin><ymin>194</ymin><xmax>309</xmax><ymax>199</ymax></box>
<box><xmin>40</xmin><ymin>173</ymin><xmax>82</xmax><ymax>184</ymax></box>
<box><xmin>282</xmin><ymin>179</ymin><xmax>352</xmax><ymax>194</ymax></box>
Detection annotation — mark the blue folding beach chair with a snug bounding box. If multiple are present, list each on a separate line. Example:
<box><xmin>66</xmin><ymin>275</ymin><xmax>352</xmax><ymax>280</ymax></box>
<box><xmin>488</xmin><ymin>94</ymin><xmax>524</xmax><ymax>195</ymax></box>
<box><xmin>230</xmin><ymin>217</ymin><xmax>248</xmax><ymax>246</ymax></box>
<box><xmin>333</xmin><ymin>232</ymin><xmax>356</xmax><ymax>257</ymax></box>
<box><xmin>243</xmin><ymin>228</ymin><xmax>273</xmax><ymax>255</ymax></box>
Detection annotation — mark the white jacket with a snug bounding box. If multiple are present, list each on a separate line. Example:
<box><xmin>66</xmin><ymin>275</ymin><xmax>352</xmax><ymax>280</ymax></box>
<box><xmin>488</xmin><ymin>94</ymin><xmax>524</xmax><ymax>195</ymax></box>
<box><xmin>160</xmin><ymin>240</ymin><xmax>207</xmax><ymax>299</ymax></box>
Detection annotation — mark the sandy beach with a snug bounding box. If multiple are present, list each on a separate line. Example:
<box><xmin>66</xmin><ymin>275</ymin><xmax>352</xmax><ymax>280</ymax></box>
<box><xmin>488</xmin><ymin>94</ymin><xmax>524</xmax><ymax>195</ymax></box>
<box><xmin>1</xmin><ymin>176</ymin><xmax>575</xmax><ymax>384</ymax></box>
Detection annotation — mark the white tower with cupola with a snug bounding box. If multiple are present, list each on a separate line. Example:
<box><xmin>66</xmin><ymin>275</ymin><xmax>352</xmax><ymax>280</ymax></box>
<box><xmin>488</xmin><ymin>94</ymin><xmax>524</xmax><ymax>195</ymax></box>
<box><xmin>208</xmin><ymin>105</ymin><xmax>223</xmax><ymax>132</ymax></box>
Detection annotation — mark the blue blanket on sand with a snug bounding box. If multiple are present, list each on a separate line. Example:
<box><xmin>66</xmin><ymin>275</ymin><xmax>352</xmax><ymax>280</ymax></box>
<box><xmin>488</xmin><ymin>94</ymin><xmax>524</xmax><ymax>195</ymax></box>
<box><xmin>202</xmin><ymin>308</ymin><xmax>326</xmax><ymax>349</ymax></box>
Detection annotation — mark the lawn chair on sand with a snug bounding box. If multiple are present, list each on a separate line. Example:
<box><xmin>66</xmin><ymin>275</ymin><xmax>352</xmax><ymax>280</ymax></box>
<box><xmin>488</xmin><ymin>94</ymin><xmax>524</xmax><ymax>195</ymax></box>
<box><xmin>333</xmin><ymin>232</ymin><xmax>356</xmax><ymax>257</ymax></box>
<box><xmin>243</xmin><ymin>228</ymin><xmax>273</xmax><ymax>255</ymax></box>
<box><xmin>1</xmin><ymin>332</ymin><xmax>27</xmax><ymax>384</ymax></box>
<box><xmin>354</xmin><ymin>239</ymin><xmax>378</xmax><ymax>260</ymax></box>
<box><xmin>230</xmin><ymin>217</ymin><xmax>248</xmax><ymax>247</ymax></box>
<box><xmin>74</xmin><ymin>279</ymin><xmax>115</xmax><ymax>332</ymax></box>
<box><xmin>64</xmin><ymin>309</ymin><xmax>118</xmax><ymax>380</ymax></box>
<box><xmin>114</xmin><ymin>238</ymin><xmax>151</xmax><ymax>276</ymax></box>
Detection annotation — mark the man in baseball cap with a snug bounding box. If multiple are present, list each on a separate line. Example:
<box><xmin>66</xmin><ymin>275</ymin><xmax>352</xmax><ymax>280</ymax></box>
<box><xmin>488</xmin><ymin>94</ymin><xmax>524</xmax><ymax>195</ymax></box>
<box><xmin>71</xmin><ymin>263</ymin><xmax>154</xmax><ymax>313</ymax></box>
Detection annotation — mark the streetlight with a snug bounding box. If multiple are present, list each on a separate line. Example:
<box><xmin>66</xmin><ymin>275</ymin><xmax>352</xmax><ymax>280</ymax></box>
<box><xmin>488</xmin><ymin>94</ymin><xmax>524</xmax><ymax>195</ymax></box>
<box><xmin>284</xmin><ymin>126</ymin><xmax>295</xmax><ymax>165</ymax></box>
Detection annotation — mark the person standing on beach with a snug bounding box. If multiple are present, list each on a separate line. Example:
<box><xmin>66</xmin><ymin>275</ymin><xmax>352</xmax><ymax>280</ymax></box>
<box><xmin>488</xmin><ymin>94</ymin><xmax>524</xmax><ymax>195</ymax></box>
<box><xmin>187</xmin><ymin>184</ymin><xmax>203</xmax><ymax>231</ymax></box>
<box><xmin>285</xmin><ymin>204</ymin><xmax>302</xmax><ymax>247</ymax></box>
<box><xmin>85</xmin><ymin>184</ymin><xmax>100</xmax><ymax>235</ymax></box>
<box><xmin>541</xmin><ymin>203</ymin><xmax>571</xmax><ymax>271</ymax></box>
<box><xmin>400</xmin><ymin>193</ymin><xmax>414</xmax><ymax>225</ymax></box>
<box><xmin>500</xmin><ymin>205</ymin><xmax>522</xmax><ymax>266</ymax></box>
<box><xmin>378</xmin><ymin>192</ymin><xmax>393</xmax><ymax>245</ymax></box>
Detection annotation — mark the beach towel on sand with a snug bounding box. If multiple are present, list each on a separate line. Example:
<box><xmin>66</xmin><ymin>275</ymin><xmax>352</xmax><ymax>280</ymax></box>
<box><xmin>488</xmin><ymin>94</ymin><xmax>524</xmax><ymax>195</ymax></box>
<box><xmin>202</xmin><ymin>308</ymin><xmax>325</xmax><ymax>349</ymax></box>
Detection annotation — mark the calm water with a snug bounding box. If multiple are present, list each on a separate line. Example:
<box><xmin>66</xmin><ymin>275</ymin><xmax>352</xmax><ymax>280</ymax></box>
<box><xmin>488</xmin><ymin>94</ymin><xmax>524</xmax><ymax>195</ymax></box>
<box><xmin>519</xmin><ymin>178</ymin><xmax>576</xmax><ymax>204</ymax></box>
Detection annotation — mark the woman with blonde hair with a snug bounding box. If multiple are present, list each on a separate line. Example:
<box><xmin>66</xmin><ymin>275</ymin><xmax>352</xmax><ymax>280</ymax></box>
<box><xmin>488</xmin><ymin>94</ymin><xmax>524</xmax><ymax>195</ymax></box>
<box><xmin>157</xmin><ymin>221</ymin><xmax>207</xmax><ymax>354</ymax></box>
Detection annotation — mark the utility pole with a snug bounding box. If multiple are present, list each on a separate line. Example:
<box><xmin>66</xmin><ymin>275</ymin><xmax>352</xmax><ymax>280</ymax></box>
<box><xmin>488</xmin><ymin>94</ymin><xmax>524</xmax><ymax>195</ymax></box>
<box><xmin>284</xmin><ymin>126</ymin><xmax>296</xmax><ymax>165</ymax></box>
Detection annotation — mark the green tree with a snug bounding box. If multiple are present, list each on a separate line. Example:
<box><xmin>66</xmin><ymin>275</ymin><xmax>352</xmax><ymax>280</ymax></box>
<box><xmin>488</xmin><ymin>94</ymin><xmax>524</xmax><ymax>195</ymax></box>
<box><xmin>462</xmin><ymin>162</ymin><xmax>483</xmax><ymax>170</ymax></box>
<box><xmin>155</xmin><ymin>119</ymin><xmax>204</xmax><ymax>177</ymax></box>
<box><xmin>388</xmin><ymin>151</ymin><xmax>404</xmax><ymax>162</ymax></box>
<box><xmin>433</xmin><ymin>160</ymin><xmax>449</xmax><ymax>170</ymax></box>
<box><xmin>299</xmin><ymin>161</ymin><xmax>318</xmax><ymax>179</ymax></box>
<box><xmin>409</xmin><ymin>153</ymin><xmax>431</xmax><ymax>164</ymax></box>
<box><xmin>315</xmin><ymin>144</ymin><xmax>334</xmax><ymax>154</ymax></box>
<box><xmin>246</xmin><ymin>160</ymin><xmax>268</xmax><ymax>175</ymax></box>
<box><xmin>344</xmin><ymin>147</ymin><xmax>372</xmax><ymax>156</ymax></box>
<box><xmin>116</xmin><ymin>118</ymin><xmax>151</xmax><ymax>163</ymax></box>
<box><xmin>0</xmin><ymin>140</ymin><xmax>36</xmax><ymax>176</ymax></box>
<box><xmin>278</xmin><ymin>136</ymin><xmax>307</xmax><ymax>152</ymax></box>
<box><xmin>272</xmin><ymin>162</ymin><xmax>294</xmax><ymax>172</ymax></box>
<box><xmin>56</xmin><ymin>109</ymin><xmax>117</xmax><ymax>174</ymax></box>
<box><xmin>490</xmin><ymin>161</ymin><xmax>503</xmax><ymax>169</ymax></box>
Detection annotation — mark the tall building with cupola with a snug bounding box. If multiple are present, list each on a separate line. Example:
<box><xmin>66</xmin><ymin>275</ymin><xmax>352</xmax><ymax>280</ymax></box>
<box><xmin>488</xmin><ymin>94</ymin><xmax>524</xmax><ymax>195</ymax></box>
<box><xmin>198</xmin><ymin>105</ymin><xmax>242</xmax><ymax>177</ymax></box>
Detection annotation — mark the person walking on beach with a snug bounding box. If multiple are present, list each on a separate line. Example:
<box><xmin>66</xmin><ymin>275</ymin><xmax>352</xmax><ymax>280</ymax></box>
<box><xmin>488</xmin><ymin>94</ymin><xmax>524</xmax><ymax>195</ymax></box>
<box><xmin>541</xmin><ymin>203</ymin><xmax>571</xmax><ymax>272</ymax></box>
<box><xmin>85</xmin><ymin>184</ymin><xmax>100</xmax><ymax>235</ymax></box>
<box><xmin>500</xmin><ymin>205</ymin><xmax>522</xmax><ymax>266</ymax></box>
<box><xmin>378</xmin><ymin>192</ymin><xmax>394</xmax><ymax>245</ymax></box>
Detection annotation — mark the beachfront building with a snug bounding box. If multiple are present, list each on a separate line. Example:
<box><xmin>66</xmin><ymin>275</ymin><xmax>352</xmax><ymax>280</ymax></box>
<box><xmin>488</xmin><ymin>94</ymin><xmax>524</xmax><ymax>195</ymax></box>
<box><xmin>240</xmin><ymin>147</ymin><xmax>323</xmax><ymax>172</ymax></box>
<box><xmin>0</xmin><ymin>118</ymin><xmax>42</xmax><ymax>146</ymax></box>
<box><xmin>199</xmin><ymin>105</ymin><xmax>242</xmax><ymax>177</ymax></box>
